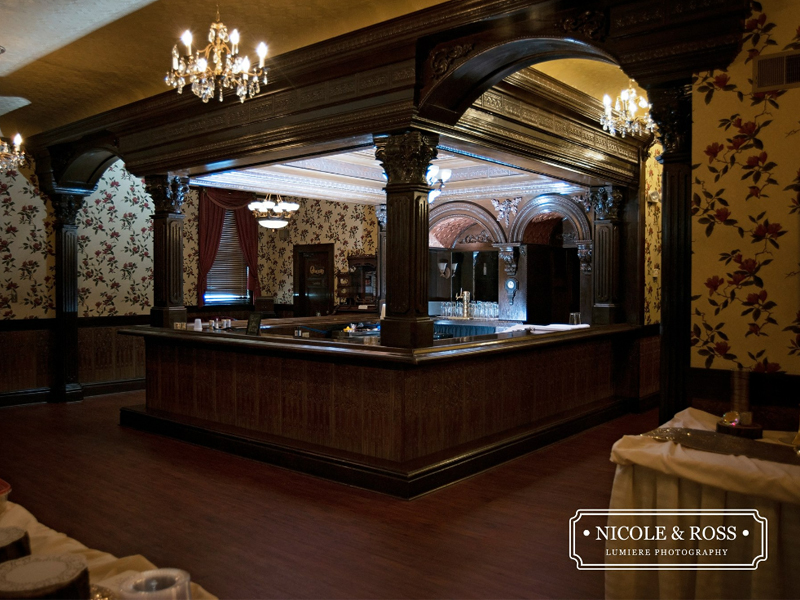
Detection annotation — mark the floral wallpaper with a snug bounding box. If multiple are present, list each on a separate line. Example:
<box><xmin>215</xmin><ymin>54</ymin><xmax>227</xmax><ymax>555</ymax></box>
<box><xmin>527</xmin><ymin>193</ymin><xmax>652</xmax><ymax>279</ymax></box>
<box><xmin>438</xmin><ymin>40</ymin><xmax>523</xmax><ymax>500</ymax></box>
<box><xmin>644</xmin><ymin>142</ymin><xmax>663</xmax><ymax>325</ymax></box>
<box><xmin>0</xmin><ymin>163</ymin><xmax>55</xmax><ymax>319</ymax></box>
<box><xmin>182</xmin><ymin>188</ymin><xmax>200</xmax><ymax>306</ymax></box>
<box><xmin>257</xmin><ymin>198</ymin><xmax>378</xmax><ymax>304</ymax></box>
<box><xmin>1</xmin><ymin>159</ymin><xmax>157</xmax><ymax>319</ymax></box>
<box><xmin>692</xmin><ymin>0</ymin><xmax>800</xmax><ymax>375</ymax></box>
<box><xmin>77</xmin><ymin>160</ymin><xmax>154</xmax><ymax>316</ymax></box>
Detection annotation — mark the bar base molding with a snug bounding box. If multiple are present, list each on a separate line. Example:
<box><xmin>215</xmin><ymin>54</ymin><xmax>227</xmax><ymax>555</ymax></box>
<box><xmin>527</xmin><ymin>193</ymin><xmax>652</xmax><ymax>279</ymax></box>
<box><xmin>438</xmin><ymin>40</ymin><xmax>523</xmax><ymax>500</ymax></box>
<box><xmin>121</xmin><ymin>398</ymin><xmax>626</xmax><ymax>499</ymax></box>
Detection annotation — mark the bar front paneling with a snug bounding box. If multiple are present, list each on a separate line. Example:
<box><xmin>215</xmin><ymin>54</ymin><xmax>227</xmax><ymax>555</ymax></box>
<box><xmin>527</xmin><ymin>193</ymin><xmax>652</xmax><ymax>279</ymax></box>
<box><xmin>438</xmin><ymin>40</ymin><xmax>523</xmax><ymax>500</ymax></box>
<box><xmin>123</xmin><ymin>323</ymin><xmax>656</xmax><ymax>496</ymax></box>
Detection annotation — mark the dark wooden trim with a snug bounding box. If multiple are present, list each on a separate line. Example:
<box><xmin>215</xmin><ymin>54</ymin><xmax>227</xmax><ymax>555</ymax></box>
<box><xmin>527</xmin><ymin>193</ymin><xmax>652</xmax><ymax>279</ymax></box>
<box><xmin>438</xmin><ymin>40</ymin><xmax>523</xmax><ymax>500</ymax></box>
<box><xmin>0</xmin><ymin>319</ymin><xmax>57</xmax><ymax>332</ymax></box>
<box><xmin>1</xmin><ymin>378</ymin><xmax>146</xmax><ymax>406</ymax></box>
<box><xmin>185</xmin><ymin>304</ymin><xmax>254</xmax><ymax>314</ymax></box>
<box><xmin>121</xmin><ymin>323</ymin><xmax>640</xmax><ymax>366</ymax></box>
<box><xmin>690</xmin><ymin>368</ymin><xmax>800</xmax><ymax>408</ymax></box>
<box><xmin>637</xmin><ymin>323</ymin><xmax>660</xmax><ymax>339</ymax></box>
<box><xmin>120</xmin><ymin>398</ymin><xmax>627</xmax><ymax>499</ymax></box>
<box><xmin>77</xmin><ymin>315</ymin><xmax>151</xmax><ymax>328</ymax></box>
<box><xmin>0</xmin><ymin>314</ymin><xmax>164</xmax><ymax>331</ymax></box>
<box><xmin>83</xmin><ymin>378</ymin><xmax>146</xmax><ymax>397</ymax></box>
<box><xmin>627</xmin><ymin>392</ymin><xmax>660</xmax><ymax>415</ymax></box>
<box><xmin>0</xmin><ymin>387</ymin><xmax>50</xmax><ymax>408</ymax></box>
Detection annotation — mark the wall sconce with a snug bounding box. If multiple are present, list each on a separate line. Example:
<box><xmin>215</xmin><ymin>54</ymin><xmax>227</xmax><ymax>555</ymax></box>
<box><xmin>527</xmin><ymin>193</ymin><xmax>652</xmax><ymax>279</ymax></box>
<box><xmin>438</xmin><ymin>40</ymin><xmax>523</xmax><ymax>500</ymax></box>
<box><xmin>426</xmin><ymin>165</ymin><xmax>452</xmax><ymax>204</ymax></box>
<box><xmin>438</xmin><ymin>260</ymin><xmax>458</xmax><ymax>279</ymax></box>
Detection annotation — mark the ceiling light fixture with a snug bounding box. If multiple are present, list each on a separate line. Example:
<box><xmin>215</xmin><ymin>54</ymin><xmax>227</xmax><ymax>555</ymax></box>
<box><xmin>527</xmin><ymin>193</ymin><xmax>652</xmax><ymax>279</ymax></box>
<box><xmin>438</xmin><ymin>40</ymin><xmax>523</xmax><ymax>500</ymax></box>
<box><xmin>166</xmin><ymin>9</ymin><xmax>269</xmax><ymax>103</ymax></box>
<box><xmin>0</xmin><ymin>133</ymin><xmax>27</xmax><ymax>171</ymax></box>
<box><xmin>426</xmin><ymin>165</ymin><xmax>452</xmax><ymax>204</ymax></box>
<box><xmin>249</xmin><ymin>194</ymin><xmax>300</xmax><ymax>229</ymax></box>
<box><xmin>600</xmin><ymin>80</ymin><xmax>656</xmax><ymax>138</ymax></box>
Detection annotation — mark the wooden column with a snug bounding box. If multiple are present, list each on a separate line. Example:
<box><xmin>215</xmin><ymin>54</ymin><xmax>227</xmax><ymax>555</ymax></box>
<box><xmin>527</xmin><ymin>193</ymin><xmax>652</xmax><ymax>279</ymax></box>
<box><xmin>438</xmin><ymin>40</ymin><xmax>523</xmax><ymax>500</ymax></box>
<box><xmin>576</xmin><ymin>239</ymin><xmax>594</xmax><ymax>325</ymax></box>
<box><xmin>50</xmin><ymin>193</ymin><xmax>86</xmax><ymax>403</ymax></box>
<box><xmin>648</xmin><ymin>81</ymin><xmax>693</xmax><ymax>423</ymax></box>
<box><xmin>376</xmin><ymin>204</ymin><xmax>387</xmax><ymax>305</ymax></box>
<box><xmin>374</xmin><ymin>131</ymin><xmax>437</xmax><ymax>348</ymax></box>
<box><xmin>590</xmin><ymin>186</ymin><xmax>623</xmax><ymax>325</ymax></box>
<box><xmin>144</xmin><ymin>175</ymin><xmax>188</xmax><ymax>329</ymax></box>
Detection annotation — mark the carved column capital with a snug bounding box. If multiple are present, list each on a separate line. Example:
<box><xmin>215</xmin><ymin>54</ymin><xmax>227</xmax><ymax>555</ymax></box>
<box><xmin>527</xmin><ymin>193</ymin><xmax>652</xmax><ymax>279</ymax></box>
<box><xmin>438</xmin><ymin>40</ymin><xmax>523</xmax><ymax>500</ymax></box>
<box><xmin>493</xmin><ymin>243</ymin><xmax>523</xmax><ymax>276</ymax></box>
<box><xmin>589</xmin><ymin>186</ymin><xmax>624</xmax><ymax>221</ymax></box>
<box><xmin>51</xmin><ymin>194</ymin><xmax>86</xmax><ymax>227</ymax></box>
<box><xmin>570</xmin><ymin>193</ymin><xmax>593</xmax><ymax>213</ymax></box>
<box><xmin>374</xmin><ymin>131</ymin><xmax>439</xmax><ymax>186</ymax></box>
<box><xmin>647</xmin><ymin>82</ymin><xmax>693</xmax><ymax>159</ymax></box>
<box><xmin>375</xmin><ymin>204</ymin><xmax>387</xmax><ymax>231</ymax></box>
<box><xmin>145</xmin><ymin>174</ymin><xmax>189</xmax><ymax>214</ymax></box>
<box><xmin>576</xmin><ymin>240</ymin><xmax>593</xmax><ymax>273</ymax></box>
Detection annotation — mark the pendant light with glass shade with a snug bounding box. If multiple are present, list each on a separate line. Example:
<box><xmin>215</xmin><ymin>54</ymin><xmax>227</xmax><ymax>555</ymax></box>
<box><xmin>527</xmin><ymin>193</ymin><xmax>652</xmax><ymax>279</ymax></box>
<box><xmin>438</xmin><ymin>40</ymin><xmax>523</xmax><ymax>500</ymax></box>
<box><xmin>248</xmin><ymin>195</ymin><xmax>300</xmax><ymax>229</ymax></box>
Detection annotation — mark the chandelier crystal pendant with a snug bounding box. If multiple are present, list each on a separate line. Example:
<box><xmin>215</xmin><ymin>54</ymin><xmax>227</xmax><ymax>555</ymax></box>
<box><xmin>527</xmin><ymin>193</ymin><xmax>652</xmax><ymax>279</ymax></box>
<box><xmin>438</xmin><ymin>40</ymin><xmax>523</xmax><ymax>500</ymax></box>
<box><xmin>249</xmin><ymin>195</ymin><xmax>300</xmax><ymax>229</ymax></box>
<box><xmin>0</xmin><ymin>134</ymin><xmax>27</xmax><ymax>171</ymax></box>
<box><xmin>166</xmin><ymin>9</ymin><xmax>269</xmax><ymax>103</ymax></box>
<box><xmin>600</xmin><ymin>80</ymin><xmax>656</xmax><ymax>138</ymax></box>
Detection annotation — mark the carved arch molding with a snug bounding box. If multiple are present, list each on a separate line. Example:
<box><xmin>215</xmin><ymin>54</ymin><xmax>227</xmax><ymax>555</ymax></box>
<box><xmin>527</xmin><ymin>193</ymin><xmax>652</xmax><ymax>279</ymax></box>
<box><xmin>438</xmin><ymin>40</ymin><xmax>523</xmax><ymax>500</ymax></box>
<box><xmin>417</xmin><ymin>1</ymin><xmax>749</xmax><ymax>125</ymax></box>
<box><xmin>429</xmin><ymin>202</ymin><xmax>507</xmax><ymax>245</ymax></box>
<box><xmin>508</xmin><ymin>194</ymin><xmax>592</xmax><ymax>243</ymax></box>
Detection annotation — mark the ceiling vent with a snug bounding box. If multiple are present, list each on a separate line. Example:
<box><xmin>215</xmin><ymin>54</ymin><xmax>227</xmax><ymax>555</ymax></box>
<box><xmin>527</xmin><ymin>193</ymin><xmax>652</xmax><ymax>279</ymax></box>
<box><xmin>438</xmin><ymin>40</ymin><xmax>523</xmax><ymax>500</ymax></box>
<box><xmin>753</xmin><ymin>50</ymin><xmax>800</xmax><ymax>92</ymax></box>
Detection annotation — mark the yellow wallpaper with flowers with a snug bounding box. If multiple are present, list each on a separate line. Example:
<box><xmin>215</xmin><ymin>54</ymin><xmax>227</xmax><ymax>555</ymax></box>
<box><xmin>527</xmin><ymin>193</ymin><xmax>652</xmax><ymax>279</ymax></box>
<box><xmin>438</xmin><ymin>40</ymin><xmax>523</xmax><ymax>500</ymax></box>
<box><xmin>257</xmin><ymin>198</ymin><xmax>378</xmax><ymax>305</ymax></box>
<box><xmin>692</xmin><ymin>0</ymin><xmax>800</xmax><ymax>374</ymax></box>
<box><xmin>644</xmin><ymin>143</ymin><xmax>663</xmax><ymax>325</ymax></box>
<box><xmin>0</xmin><ymin>164</ymin><xmax>55</xmax><ymax>319</ymax></box>
<box><xmin>76</xmin><ymin>161</ymin><xmax>154</xmax><ymax>316</ymax></box>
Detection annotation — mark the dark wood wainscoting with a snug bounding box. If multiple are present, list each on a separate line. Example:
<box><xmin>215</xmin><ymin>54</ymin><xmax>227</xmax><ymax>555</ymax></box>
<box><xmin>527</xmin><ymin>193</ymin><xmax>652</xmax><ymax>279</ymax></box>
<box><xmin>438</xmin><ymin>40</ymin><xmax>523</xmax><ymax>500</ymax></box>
<box><xmin>0</xmin><ymin>317</ymin><xmax>147</xmax><ymax>405</ymax></box>
<box><xmin>77</xmin><ymin>323</ymin><xmax>146</xmax><ymax>395</ymax></box>
<box><xmin>0</xmin><ymin>325</ymin><xmax>55</xmax><ymax>406</ymax></box>
<box><xmin>121</xmin><ymin>326</ymin><xmax>661</xmax><ymax>496</ymax></box>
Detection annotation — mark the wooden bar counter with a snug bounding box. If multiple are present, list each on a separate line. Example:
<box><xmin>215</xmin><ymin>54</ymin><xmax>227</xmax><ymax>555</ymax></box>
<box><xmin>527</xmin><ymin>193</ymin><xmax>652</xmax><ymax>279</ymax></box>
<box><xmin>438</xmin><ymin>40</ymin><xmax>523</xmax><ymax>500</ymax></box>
<box><xmin>120</xmin><ymin>319</ymin><xmax>659</xmax><ymax>498</ymax></box>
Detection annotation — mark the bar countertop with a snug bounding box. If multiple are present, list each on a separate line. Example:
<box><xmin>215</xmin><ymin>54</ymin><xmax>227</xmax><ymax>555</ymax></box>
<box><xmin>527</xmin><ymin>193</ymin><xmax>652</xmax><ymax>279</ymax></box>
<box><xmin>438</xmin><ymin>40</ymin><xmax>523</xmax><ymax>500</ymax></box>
<box><xmin>120</xmin><ymin>319</ymin><xmax>647</xmax><ymax>366</ymax></box>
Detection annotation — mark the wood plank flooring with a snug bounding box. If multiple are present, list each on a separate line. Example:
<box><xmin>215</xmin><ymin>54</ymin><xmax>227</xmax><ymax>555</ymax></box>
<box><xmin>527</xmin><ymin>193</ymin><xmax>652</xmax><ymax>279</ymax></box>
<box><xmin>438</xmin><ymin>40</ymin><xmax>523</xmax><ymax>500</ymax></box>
<box><xmin>0</xmin><ymin>391</ymin><xmax>657</xmax><ymax>599</ymax></box>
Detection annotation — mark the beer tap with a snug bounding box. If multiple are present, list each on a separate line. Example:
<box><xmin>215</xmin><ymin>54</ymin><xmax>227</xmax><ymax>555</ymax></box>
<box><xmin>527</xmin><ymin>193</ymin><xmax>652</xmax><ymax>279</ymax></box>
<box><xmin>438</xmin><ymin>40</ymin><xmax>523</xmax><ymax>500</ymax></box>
<box><xmin>455</xmin><ymin>289</ymin><xmax>470</xmax><ymax>318</ymax></box>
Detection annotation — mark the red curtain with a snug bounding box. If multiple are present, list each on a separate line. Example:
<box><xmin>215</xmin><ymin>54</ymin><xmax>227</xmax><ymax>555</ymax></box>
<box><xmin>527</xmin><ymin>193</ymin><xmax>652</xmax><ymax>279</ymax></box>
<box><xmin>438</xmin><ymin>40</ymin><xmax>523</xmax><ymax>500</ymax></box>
<box><xmin>198</xmin><ymin>188</ymin><xmax>261</xmax><ymax>305</ymax></box>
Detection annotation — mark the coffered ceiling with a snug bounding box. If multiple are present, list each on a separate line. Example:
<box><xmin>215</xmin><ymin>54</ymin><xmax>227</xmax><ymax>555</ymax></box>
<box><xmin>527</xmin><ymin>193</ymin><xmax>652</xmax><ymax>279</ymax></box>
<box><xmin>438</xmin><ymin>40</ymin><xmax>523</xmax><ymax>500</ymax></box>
<box><xmin>192</xmin><ymin>147</ymin><xmax>584</xmax><ymax>205</ymax></box>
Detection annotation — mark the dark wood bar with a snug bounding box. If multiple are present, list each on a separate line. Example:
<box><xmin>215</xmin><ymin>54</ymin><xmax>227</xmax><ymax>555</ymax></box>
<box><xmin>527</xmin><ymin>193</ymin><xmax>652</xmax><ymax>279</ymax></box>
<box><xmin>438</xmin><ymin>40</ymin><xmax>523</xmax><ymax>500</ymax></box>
<box><xmin>121</xmin><ymin>322</ymin><xmax>658</xmax><ymax>497</ymax></box>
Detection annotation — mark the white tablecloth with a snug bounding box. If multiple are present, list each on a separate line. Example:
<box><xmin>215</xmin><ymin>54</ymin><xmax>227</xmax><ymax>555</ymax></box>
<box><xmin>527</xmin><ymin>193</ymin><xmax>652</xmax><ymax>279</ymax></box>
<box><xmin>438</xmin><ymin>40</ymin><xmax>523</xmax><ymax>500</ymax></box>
<box><xmin>0</xmin><ymin>500</ymin><xmax>216</xmax><ymax>599</ymax></box>
<box><xmin>606</xmin><ymin>408</ymin><xmax>800</xmax><ymax>599</ymax></box>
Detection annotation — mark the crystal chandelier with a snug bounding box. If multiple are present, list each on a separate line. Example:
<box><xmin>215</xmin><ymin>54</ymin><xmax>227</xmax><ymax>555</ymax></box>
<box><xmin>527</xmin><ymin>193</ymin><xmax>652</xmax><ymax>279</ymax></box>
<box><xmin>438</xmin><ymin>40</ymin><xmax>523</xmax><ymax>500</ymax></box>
<box><xmin>248</xmin><ymin>195</ymin><xmax>300</xmax><ymax>229</ymax></box>
<box><xmin>166</xmin><ymin>9</ymin><xmax>269</xmax><ymax>103</ymax></box>
<box><xmin>600</xmin><ymin>80</ymin><xmax>656</xmax><ymax>137</ymax></box>
<box><xmin>0</xmin><ymin>134</ymin><xmax>27</xmax><ymax>171</ymax></box>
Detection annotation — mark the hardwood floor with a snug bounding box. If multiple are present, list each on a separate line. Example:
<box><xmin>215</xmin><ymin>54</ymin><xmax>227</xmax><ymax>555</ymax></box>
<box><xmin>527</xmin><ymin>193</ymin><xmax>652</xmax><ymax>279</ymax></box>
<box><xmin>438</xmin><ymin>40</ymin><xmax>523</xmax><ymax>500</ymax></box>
<box><xmin>0</xmin><ymin>391</ymin><xmax>658</xmax><ymax>599</ymax></box>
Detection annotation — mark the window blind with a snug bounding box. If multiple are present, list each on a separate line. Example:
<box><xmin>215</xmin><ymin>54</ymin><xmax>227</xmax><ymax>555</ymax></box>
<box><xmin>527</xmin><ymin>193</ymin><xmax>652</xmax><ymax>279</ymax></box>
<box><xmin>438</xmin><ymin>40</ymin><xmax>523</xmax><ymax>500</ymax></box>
<box><xmin>204</xmin><ymin>210</ymin><xmax>249</xmax><ymax>304</ymax></box>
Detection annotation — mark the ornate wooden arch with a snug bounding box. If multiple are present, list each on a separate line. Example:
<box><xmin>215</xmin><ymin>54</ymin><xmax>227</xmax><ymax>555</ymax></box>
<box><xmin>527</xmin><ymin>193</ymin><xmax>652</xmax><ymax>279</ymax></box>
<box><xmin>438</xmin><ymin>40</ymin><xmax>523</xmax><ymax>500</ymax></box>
<box><xmin>429</xmin><ymin>201</ymin><xmax>507</xmax><ymax>245</ymax></box>
<box><xmin>420</xmin><ymin>37</ymin><xmax>616</xmax><ymax>125</ymax></box>
<box><xmin>33</xmin><ymin>134</ymin><xmax>122</xmax><ymax>199</ymax></box>
<box><xmin>508</xmin><ymin>194</ymin><xmax>592</xmax><ymax>243</ymax></box>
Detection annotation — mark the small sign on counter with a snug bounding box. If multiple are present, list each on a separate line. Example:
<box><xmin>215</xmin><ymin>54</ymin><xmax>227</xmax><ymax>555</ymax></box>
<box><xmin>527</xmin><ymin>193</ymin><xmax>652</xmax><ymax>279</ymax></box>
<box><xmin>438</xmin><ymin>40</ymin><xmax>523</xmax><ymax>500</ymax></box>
<box><xmin>246</xmin><ymin>313</ymin><xmax>263</xmax><ymax>336</ymax></box>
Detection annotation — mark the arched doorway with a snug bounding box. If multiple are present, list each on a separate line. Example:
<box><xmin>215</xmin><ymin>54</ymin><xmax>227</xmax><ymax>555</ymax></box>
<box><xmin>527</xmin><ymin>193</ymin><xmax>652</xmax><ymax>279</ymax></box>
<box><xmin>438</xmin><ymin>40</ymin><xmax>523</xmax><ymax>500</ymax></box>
<box><xmin>428</xmin><ymin>202</ymin><xmax>505</xmax><ymax>311</ymax></box>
